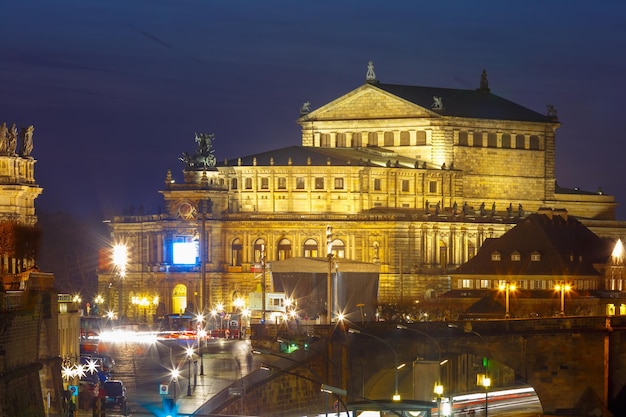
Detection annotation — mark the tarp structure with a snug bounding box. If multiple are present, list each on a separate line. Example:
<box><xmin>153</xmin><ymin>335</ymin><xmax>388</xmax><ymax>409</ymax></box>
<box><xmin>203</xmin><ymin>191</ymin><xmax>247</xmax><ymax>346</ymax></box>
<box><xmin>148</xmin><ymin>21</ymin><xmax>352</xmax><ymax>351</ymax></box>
<box><xmin>271</xmin><ymin>257</ymin><xmax>379</xmax><ymax>322</ymax></box>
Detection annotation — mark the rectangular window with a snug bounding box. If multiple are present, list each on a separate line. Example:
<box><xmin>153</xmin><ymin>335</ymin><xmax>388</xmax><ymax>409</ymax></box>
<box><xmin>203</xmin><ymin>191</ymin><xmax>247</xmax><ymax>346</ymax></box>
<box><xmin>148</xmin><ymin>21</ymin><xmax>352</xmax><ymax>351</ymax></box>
<box><xmin>336</xmin><ymin>133</ymin><xmax>346</xmax><ymax>148</ymax></box>
<box><xmin>473</xmin><ymin>132</ymin><xmax>483</xmax><ymax>147</ymax></box>
<box><xmin>320</xmin><ymin>134</ymin><xmax>331</xmax><ymax>147</ymax></box>
<box><xmin>260</xmin><ymin>177</ymin><xmax>269</xmax><ymax>189</ymax></box>
<box><xmin>415</xmin><ymin>131</ymin><xmax>427</xmax><ymax>146</ymax></box>
<box><xmin>245</xmin><ymin>178</ymin><xmax>252</xmax><ymax>189</ymax></box>
<box><xmin>461</xmin><ymin>279</ymin><xmax>472</xmax><ymax>289</ymax></box>
<box><xmin>296</xmin><ymin>177</ymin><xmax>305</xmax><ymax>189</ymax></box>
<box><xmin>401</xmin><ymin>180</ymin><xmax>409</xmax><ymax>192</ymax></box>
<box><xmin>429</xmin><ymin>181</ymin><xmax>437</xmax><ymax>193</ymax></box>
<box><xmin>480</xmin><ymin>280</ymin><xmax>490</xmax><ymax>289</ymax></box>
<box><xmin>277</xmin><ymin>177</ymin><xmax>287</xmax><ymax>189</ymax></box>
<box><xmin>334</xmin><ymin>177</ymin><xmax>344</xmax><ymax>190</ymax></box>
<box><xmin>374</xmin><ymin>179</ymin><xmax>381</xmax><ymax>191</ymax></box>
<box><xmin>315</xmin><ymin>177</ymin><xmax>324</xmax><ymax>190</ymax></box>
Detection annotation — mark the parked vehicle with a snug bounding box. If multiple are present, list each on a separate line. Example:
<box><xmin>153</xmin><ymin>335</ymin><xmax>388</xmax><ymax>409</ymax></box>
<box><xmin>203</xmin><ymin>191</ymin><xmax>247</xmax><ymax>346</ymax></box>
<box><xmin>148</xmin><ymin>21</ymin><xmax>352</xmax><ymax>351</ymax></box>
<box><xmin>103</xmin><ymin>380</ymin><xmax>126</xmax><ymax>407</ymax></box>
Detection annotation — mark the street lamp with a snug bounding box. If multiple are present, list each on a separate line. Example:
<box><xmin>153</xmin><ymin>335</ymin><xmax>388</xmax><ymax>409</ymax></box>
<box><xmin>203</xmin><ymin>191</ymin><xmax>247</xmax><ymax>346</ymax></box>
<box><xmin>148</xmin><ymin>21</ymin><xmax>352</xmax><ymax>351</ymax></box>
<box><xmin>261</xmin><ymin>244</ymin><xmax>267</xmax><ymax>324</ymax></box>
<box><xmin>326</xmin><ymin>225</ymin><xmax>333</xmax><ymax>324</ymax></box>
<box><xmin>170</xmin><ymin>368</ymin><xmax>180</xmax><ymax>400</ymax></box>
<box><xmin>396</xmin><ymin>325</ymin><xmax>446</xmax><ymax>402</ymax></box>
<box><xmin>348</xmin><ymin>328</ymin><xmax>401</xmax><ymax>401</ymax></box>
<box><xmin>498</xmin><ymin>281</ymin><xmax>516</xmax><ymax>319</ymax></box>
<box><xmin>185</xmin><ymin>346</ymin><xmax>194</xmax><ymax>396</ymax></box>
<box><xmin>555</xmin><ymin>282</ymin><xmax>572</xmax><ymax>317</ymax></box>
<box><xmin>481</xmin><ymin>373</ymin><xmax>491</xmax><ymax>416</ymax></box>
<box><xmin>196</xmin><ymin>313</ymin><xmax>205</xmax><ymax>375</ymax></box>
<box><xmin>113</xmin><ymin>243</ymin><xmax>128</xmax><ymax>320</ymax></box>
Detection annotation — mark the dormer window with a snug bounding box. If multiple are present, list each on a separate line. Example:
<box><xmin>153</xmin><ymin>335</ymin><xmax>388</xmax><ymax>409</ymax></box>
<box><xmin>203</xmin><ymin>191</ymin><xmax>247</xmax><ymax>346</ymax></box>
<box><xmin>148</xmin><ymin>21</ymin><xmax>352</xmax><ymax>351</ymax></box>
<box><xmin>491</xmin><ymin>251</ymin><xmax>501</xmax><ymax>261</ymax></box>
<box><xmin>531</xmin><ymin>251</ymin><xmax>541</xmax><ymax>262</ymax></box>
<box><xmin>511</xmin><ymin>251</ymin><xmax>521</xmax><ymax>261</ymax></box>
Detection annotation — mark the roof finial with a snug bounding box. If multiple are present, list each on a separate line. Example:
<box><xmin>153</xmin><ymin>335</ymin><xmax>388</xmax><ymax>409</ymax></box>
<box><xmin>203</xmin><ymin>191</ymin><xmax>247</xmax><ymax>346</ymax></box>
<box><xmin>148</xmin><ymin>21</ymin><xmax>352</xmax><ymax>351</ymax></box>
<box><xmin>366</xmin><ymin>61</ymin><xmax>377</xmax><ymax>83</ymax></box>
<box><xmin>478</xmin><ymin>69</ymin><xmax>490</xmax><ymax>93</ymax></box>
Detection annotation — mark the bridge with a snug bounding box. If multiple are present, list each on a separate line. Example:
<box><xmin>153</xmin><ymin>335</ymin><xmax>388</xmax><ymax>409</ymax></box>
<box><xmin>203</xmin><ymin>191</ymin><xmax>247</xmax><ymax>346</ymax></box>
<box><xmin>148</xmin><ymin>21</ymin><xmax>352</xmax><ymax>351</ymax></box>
<box><xmin>201</xmin><ymin>316</ymin><xmax>626</xmax><ymax>416</ymax></box>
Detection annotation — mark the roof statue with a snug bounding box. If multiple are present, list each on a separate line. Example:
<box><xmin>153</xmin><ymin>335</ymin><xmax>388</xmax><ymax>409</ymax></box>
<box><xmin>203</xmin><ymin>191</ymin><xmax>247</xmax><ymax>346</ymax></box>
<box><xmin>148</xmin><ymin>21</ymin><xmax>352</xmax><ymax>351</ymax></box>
<box><xmin>299</xmin><ymin>101</ymin><xmax>311</xmax><ymax>115</ymax></box>
<box><xmin>20</xmin><ymin>125</ymin><xmax>34</xmax><ymax>158</ymax></box>
<box><xmin>479</xmin><ymin>69</ymin><xmax>490</xmax><ymax>93</ymax></box>
<box><xmin>8</xmin><ymin>124</ymin><xmax>17</xmax><ymax>155</ymax></box>
<box><xmin>431</xmin><ymin>96</ymin><xmax>444</xmax><ymax>110</ymax></box>
<box><xmin>366</xmin><ymin>61</ymin><xmax>377</xmax><ymax>83</ymax></box>
<box><xmin>180</xmin><ymin>132</ymin><xmax>217</xmax><ymax>169</ymax></box>
<box><xmin>546</xmin><ymin>104</ymin><xmax>558</xmax><ymax>118</ymax></box>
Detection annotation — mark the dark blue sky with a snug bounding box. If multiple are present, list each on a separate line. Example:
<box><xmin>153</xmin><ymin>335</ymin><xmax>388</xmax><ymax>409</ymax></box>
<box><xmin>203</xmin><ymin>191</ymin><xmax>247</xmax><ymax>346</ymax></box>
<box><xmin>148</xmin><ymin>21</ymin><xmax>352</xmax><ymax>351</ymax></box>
<box><xmin>1</xmin><ymin>1</ymin><xmax>626</xmax><ymax>220</ymax></box>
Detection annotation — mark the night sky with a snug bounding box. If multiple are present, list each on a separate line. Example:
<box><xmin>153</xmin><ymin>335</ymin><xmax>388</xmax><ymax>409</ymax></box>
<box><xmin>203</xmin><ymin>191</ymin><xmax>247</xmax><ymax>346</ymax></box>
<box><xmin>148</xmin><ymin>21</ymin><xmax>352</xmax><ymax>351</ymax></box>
<box><xmin>2</xmin><ymin>1</ymin><xmax>626</xmax><ymax>221</ymax></box>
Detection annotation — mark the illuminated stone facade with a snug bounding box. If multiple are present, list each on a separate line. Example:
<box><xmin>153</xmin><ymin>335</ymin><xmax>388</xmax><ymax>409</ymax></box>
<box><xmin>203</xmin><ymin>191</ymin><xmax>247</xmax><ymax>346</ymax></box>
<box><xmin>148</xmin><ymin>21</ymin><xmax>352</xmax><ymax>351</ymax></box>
<box><xmin>97</xmin><ymin>67</ymin><xmax>624</xmax><ymax>322</ymax></box>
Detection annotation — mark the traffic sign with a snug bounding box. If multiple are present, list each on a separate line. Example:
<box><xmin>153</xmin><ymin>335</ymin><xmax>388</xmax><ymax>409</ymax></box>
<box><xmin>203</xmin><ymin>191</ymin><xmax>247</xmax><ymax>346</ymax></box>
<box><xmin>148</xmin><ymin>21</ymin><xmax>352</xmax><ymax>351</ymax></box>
<box><xmin>68</xmin><ymin>385</ymin><xmax>78</xmax><ymax>397</ymax></box>
<box><xmin>160</xmin><ymin>384</ymin><xmax>169</xmax><ymax>395</ymax></box>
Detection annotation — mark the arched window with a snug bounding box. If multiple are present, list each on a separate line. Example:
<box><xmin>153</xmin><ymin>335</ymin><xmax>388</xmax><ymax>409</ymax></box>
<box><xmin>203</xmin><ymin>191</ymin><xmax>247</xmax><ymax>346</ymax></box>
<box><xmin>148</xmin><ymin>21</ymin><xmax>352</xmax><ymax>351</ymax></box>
<box><xmin>329</xmin><ymin>239</ymin><xmax>345</xmax><ymax>258</ymax></box>
<box><xmin>368</xmin><ymin>132</ymin><xmax>378</xmax><ymax>147</ymax></box>
<box><xmin>400</xmin><ymin>131</ymin><xmax>410</xmax><ymax>146</ymax></box>
<box><xmin>253</xmin><ymin>238</ymin><xmax>266</xmax><ymax>263</ymax></box>
<box><xmin>487</xmin><ymin>133</ymin><xmax>497</xmax><ymax>148</ymax></box>
<box><xmin>352</xmin><ymin>132</ymin><xmax>362</xmax><ymax>147</ymax></box>
<box><xmin>515</xmin><ymin>134</ymin><xmax>525</xmax><ymax>149</ymax></box>
<box><xmin>415</xmin><ymin>131</ymin><xmax>427</xmax><ymax>146</ymax></box>
<box><xmin>320</xmin><ymin>134</ymin><xmax>331</xmax><ymax>147</ymax></box>
<box><xmin>467</xmin><ymin>241</ymin><xmax>476</xmax><ymax>260</ymax></box>
<box><xmin>231</xmin><ymin>238</ymin><xmax>242</xmax><ymax>266</ymax></box>
<box><xmin>277</xmin><ymin>238</ymin><xmax>292</xmax><ymax>260</ymax></box>
<box><xmin>458</xmin><ymin>131</ymin><xmax>468</xmax><ymax>146</ymax></box>
<box><xmin>384</xmin><ymin>132</ymin><xmax>394</xmax><ymax>147</ymax></box>
<box><xmin>303</xmin><ymin>239</ymin><xmax>318</xmax><ymax>257</ymax></box>
<box><xmin>501</xmin><ymin>133</ymin><xmax>511</xmax><ymax>148</ymax></box>
<box><xmin>336</xmin><ymin>133</ymin><xmax>346</xmax><ymax>148</ymax></box>
<box><xmin>473</xmin><ymin>132</ymin><xmax>483</xmax><ymax>147</ymax></box>
<box><xmin>439</xmin><ymin>240</ymin><xmax>448</xmax><ymax>269</ymax></box>
<box><xmin>231</xmin><ymin>178</ymin><xmax>238</xmax><ymax>190</ymax></box>
<box><xmin>529</xmin><ymin>135</ymin><xmax>540</xmax><ymax>150</ymax></box>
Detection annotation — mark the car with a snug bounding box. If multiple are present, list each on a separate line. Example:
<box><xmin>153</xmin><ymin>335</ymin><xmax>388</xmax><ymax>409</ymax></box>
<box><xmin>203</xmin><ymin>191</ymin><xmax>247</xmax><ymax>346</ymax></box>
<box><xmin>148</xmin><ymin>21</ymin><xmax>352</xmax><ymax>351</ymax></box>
<box><xmin>103</xmin><ymin>380</ymin><xmax>126</xmax><ymax>407</ymax></box>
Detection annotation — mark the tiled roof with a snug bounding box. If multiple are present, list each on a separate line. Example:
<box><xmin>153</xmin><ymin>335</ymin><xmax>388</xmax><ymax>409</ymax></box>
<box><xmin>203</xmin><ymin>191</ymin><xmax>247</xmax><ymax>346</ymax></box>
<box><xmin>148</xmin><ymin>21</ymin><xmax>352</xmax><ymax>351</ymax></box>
<box><xmin>455</xmin><ymin>212</ymin><xmax>612</xmax><ymax>276</ymax></box>
<box><xmin>375</xmin><ymin>83</ymin><xmax>552</xmax><ymax>123</ymax></box>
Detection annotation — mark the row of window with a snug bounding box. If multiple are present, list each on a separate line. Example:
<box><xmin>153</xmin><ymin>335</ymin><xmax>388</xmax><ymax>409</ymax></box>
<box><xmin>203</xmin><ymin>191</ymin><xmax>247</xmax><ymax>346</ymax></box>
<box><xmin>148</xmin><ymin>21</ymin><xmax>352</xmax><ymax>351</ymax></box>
<box><xmin>315</xmin><ymin>130</ymin><xmax>543</xmax><ymax>150</ymax></box>
<box><xmin>491</xmin><ymin>251</ymin><xmax>541</xmax><ymax>262</ymax></box>
<box><xmin>319</xmin><ymin>131</ymin><xmax>427</xmax><ymax>148</ymax></box>
<box><xmin>459</xmin><ymin>279</ymin><xmax>595</xmax><ymax>290</ymax></box>
<box><xmin>230</xmin><ymin>237</ymin><xmax>347</xmax><ymax>266</ymax></box>
<box><xmin>458</xmin><ymin>132</ymin><xmax>542</xmax><ymax>150</ymax></box>
<box><xmin>232</xmin><ymin>177</ymin><xmax>439</xmax><ymax>193</ymax></box>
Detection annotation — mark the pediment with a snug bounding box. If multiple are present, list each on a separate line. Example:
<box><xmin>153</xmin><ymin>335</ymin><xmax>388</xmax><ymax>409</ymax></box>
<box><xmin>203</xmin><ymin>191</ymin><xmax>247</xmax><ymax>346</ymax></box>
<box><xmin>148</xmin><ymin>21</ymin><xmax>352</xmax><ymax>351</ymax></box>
<box><xmin>301</xmin><ymin>84</ymin><xmax>437</xmax><ymax>122</ymax></box>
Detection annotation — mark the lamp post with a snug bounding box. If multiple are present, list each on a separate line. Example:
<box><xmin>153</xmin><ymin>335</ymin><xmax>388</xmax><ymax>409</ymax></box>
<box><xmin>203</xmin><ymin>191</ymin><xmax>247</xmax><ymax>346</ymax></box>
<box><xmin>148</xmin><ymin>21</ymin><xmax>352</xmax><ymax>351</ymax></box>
<box><xmin>326</xmin><ymin>226</ymin><xmax>334</xmax><ymax>324</ymax></box>
<box><xmin>396</xmin><ymin>325</ymin><xmax>446</xmax><ymax>402</ymax></box>
<box><xmin>185</xmin><ymin>347</ymin><xmax>194</xmax><ymax>396</ymax></box>
<box><xmin>113</xmin><ymin>243</ymin><xmax>128</xmax><ymax>321</ymax></box>
<box><xmin>260</xmin><ymin>244</ymin><xmax>267</xmax><ymax>324</ymax></box>
<box><xmin>482</xmin><ymin>373</ymin><xmax>491</xmax><ymax>417</ymax></box>
<box><xmin>348</xmin><ymin>328</ymin><xmax>401</xmax><ymax>401</ymax></box>
<box><xmin>555</xmin><ymin>282</ymin><xmax>571</xmax><ymax>317</ymax></box>
<box><xmin>498</xmin><ymin>281</ymin><xmax>516</xmax><ymax>319</ymax></box>
<box><xmin>196</xmin><ymin>313</ymin><xmax>205</xmax><ymax>375</ymax></box>
<box><xmin>170</xmin><ymin>368</ymin><xmax>179</xmax><ymax>400</ymax></box>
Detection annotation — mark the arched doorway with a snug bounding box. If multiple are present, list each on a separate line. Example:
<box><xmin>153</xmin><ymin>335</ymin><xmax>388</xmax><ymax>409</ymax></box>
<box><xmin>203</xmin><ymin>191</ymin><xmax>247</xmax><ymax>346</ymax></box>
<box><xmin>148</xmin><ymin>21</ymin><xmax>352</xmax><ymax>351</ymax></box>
<box><xmin>172</xmin><ymin>284</ymin><xmax>187</xmax><ymax>315</ymax></box>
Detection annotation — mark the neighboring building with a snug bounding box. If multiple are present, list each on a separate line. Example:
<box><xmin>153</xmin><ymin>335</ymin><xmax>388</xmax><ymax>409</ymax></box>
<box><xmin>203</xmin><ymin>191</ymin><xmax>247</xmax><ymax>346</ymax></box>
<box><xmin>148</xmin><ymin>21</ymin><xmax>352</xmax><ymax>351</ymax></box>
<box><xmin>0</xmin><ymin>124</ymin><xmax>66</xmax><ymax>416</ymax></box>
<box><xmin>449</xmin><ymin>208</ymin><xmax>621</xmax><ymax>318</ymax></box>
<box><xmin>97</xmin><ymin>64</ymin><xmax>626</xmax><ymax>324</ymax></box>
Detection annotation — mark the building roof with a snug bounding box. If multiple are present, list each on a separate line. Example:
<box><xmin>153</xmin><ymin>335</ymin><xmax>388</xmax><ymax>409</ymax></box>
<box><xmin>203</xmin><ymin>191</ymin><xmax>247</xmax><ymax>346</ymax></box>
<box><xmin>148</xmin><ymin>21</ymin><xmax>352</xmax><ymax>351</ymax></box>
<box><xmin>218</xmin><ymin>145</ymin><xmax>434</xmax><ymax>169</ymax></box>
<box><xmin>454</xmin><ymin>211</ymin><xmax>612</xmax><ymax>277</ymax></box>
<box><xmin>374</xmin><ymin>83</ymin><xmax>553</xmax><ymax>123</ymax></box>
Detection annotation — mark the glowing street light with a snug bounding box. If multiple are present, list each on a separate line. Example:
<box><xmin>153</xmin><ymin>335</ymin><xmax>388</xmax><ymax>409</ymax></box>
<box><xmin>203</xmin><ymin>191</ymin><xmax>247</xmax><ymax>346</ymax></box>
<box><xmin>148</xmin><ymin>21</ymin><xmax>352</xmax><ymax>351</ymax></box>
<box><xmin>185</xmin><ymin>346</ymin><xmax>194</xmax><ymax>396</ymax></box>
<box><xmin>498</xmin><ymin>281</ymin><xmax>516</xmax><ymax>319</ymax></box>
<box><xmin>113</xmin><ymin>243</ymin><xmax>128</xmax><ymax>320</ymax></box>
<box><xmin>326</xmin><ymin>225</ymin><xmax>334</xmax><ymax>325</ymax></box>
<box><xmin>481</xmin><ymin>374</ymin><xmax>491</xmax><ymax>417</ymax></box>
<box><xmin>555</xmin><ymin>282</ymin><xmax>572</xmax><ymax>317</ymax></box>
<box><xmin>348</xmin><ymin>328</ymin><xmax>401</xmax><ymax>401</ymax></box>
<box><xmin>171</xmin><ymin>368</ymin><xmax>180</xmax><ymax>400</ymax></box>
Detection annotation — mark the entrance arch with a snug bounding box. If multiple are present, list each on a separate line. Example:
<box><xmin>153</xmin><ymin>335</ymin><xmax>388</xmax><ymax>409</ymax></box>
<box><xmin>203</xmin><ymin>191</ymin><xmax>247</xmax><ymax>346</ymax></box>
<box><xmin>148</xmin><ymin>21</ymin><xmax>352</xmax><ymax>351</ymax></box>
<box><xmin>172</xmin><ymin>284</ymin><xmax>187</xmax><ymax>315</ymax></box>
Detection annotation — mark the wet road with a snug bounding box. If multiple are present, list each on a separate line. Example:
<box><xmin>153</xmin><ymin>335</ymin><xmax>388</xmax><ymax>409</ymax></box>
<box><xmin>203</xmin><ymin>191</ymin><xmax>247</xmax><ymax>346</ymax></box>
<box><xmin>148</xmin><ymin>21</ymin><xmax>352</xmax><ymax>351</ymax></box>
<box><xmin>98</xmin><ymin>338</ymin><xmax>252</xmax><ymax>416</ymax></box>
